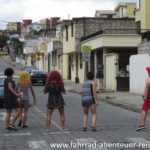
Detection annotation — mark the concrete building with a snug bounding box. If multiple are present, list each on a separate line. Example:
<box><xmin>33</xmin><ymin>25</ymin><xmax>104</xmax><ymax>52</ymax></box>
<box><xmin>7</xmin><ymin>22</ymin><xmax>21</xmax><ymax>32</ymax></box>
<box><xmin>115</xmin><ymin>2</ymin><xmax>136</xmax><ymax>18</ymax></box>
<box><xmin>39</xmin><ymin>18</ymin><xmax>50</xmax><ymax>29</ymax></box>
<box><xmin>62</xmin><ymin>17</ymin><xmax>140</xmax><ymax>85</ymax></box>
<box><xmin>95</xmin><ymin>10</ymin><xmax>116</xmax><ymax>18</ymax></box>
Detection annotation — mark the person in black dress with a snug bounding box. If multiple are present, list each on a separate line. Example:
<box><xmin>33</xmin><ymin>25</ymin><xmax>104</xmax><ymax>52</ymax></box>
<box><xmin>44</xmin><ymin>70</ymin><xmax>66</xmax><ymax>131</ymax></box>
<box><xmin>4</xmin><ymin>68</ymin><xmax>21</xmax><ymax>130</ymax></box>
<box><xmin>96</xmin><ymin>65</ymin><xmax>104</xmax><ymax>90</ymax></box>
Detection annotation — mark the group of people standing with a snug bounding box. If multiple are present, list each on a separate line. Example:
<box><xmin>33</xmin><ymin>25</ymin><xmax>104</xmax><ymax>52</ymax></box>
<box><xmin>3</xmin><ymin>67</ymin><xmax>99</xmax><ymax>132</ymax></box>
<box><xmin>3</xmin><ymin>65</ymin><xmax>150</xmax><ymax>132</ymax></box>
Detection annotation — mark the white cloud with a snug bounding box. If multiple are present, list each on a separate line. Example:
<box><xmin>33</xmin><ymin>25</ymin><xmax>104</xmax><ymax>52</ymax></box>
<box><xmin>0</xmin><ymin>0</ymin><xmax>137</xmax><ymax>29</ymax></box>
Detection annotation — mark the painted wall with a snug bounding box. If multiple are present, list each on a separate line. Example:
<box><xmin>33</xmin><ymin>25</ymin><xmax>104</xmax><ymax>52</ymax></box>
<box><xmin>127</xmin><ymin>3</ymin><xmax>136</xmax><ymax>18</ymax></box>
<box><xmin>62</xmin><ymin>54</ymin><xmax>69</xmax><ymax>79</ymax></box>
<box><xmin>63</xmin><ymin>24</ymin><xmax>76</xmax><ymax>54</ymax></box>
<box><xmin>115</xmin><ymin>3</ymin><xmax>136</xmax><ymax>18</ymax></box>
<box><xmin>130</xmin><ymin>54</ymin><xmax>150</xmax><ymax>94</ymax></box>
<box><xmin>135</xmin><ymin>0</ymin><xmax>150</xmax><ymax>29</ymax></box>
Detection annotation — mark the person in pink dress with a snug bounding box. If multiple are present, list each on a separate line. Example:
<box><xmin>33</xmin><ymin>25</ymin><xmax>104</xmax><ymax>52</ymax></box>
<box><xmin>136</xmin><ymin>67</ymin><xmax>150</xmax><ymax>131</ymax></box>
<box><xmin>16</xmin><ymin>71</ymin><xmax>36</xmax><ymax>128</ymax></box>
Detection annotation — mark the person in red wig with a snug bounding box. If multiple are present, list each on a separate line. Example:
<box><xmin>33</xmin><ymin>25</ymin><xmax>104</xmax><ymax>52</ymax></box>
<box><xmin>44</xmin><ymin>70</ymin><xmax>66</xmax><ymax>131</ymax></box>
<box><xmin>136</xmin><ymin>67</ymin><xmax>150</xmax><ymax>131</ymax></box>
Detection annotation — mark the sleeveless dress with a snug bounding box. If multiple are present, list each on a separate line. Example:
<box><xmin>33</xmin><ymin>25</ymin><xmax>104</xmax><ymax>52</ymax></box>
<box><xmin>4</xmin><ymin>78</ymin><xmax>19</xmax><ymax>109</ymax></box>
<box><xmin>142</xmin><ymin>89</ymin><xmax>150</xmax><ymax>110</ymax></box>
<box><xmin>82</xmin><ymin>80</ymin><xmax>95</xmax><ymax>107</ymax></box>
<box><xmin>44</xmin><ymin>83</ymin><xmax>65</xmax><ymax>109</ymax></box>
<box><xmin>16</xmin><ymin>83</ymin><xmax>32</xmax><ymax>105</ymax></box>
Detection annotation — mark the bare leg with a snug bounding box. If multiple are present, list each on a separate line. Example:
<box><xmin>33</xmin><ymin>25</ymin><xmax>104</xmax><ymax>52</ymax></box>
<box><xmin>5</xmin><ymin>109</ymin><xmax>12</xmax><ymax>128</ymax></box>
<box><xmin>97</xmin><ymin>79</ymin><xmax>100</xmax><ymax>90</ymax></box>
<box><xmin>58</xmin><ymin>107</ymin><xmax>65</xmax><ymax>129</ymax></box>
<box><xmin>90</xmin><ymin>104</ymin><xmax>97</xmax><ymax>127</ymax></box>
<box><xmin>47</xmin><ymin>109</ymin><xmax>53</xmax><ymax>129</ymax></box>
<box><xmin>22</xmin><ymin>104</ymin><xmax>29</xmax><ymax>125</ymax></box>
<box><xmin>83</xmin><ymin>107</ymin><xmax>89</xmax><ymax>128</ymax></box>
<box><xmin>11</xmin><ymin>108</ymin><xmax>21</xmax><ymax>126</ymax></box>
<box><xmin>100</xmin><ymin>78</ymin><xmax>103</xmax><ymax>89</ymax></box>
<box><xmin>140</xmin><ymin>110</ymin><xmax>148</xmax><ymax>125</ymax></box>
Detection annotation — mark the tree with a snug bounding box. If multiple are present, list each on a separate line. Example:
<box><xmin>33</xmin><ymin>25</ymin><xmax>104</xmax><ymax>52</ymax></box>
<box><xmin>0</xmin><ymin>35</ymin><xmax>9</xmax><ymax>49</ymax></box>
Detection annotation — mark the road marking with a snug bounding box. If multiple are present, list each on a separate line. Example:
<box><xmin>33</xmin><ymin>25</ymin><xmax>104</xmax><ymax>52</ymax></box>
<box><xmin>28</xmin><ymin>140</ymin><xmax>49</xmax><ymax>149</ymax></box>
<box><xmin>33</xmin><ymin>106</ymin><xmax>62</xmax><ymax>130</ymax></box>
<box><xmin>4</xmin><ymin>133</ymin><xmax>31</xmax><ymax>136</ymax></box>
<box><xmin>43</xmin><ymin>131</ymin><xmax>70</xmax><ymax>135</ymax></box>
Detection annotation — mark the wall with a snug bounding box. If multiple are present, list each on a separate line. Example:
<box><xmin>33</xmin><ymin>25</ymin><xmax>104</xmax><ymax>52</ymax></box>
<box><xmin>135</xmin><ymin>0</ymin><xmax>150</xmax><ymax>29</ymax></box>
<box><xmin>63</xmin><ymin>24</ymin><xmax>76</xmax><ymax>54</ymax></box>
<box><xmin>62</xmin><ymin>54</ymin><xmax>69</xmax><ymax>79</ymax></box>
<box><xmin>127</xmin><ymin>3</ymin><xmax>136</xmax><ymax>18</ymax></box>
<box><xmin>130</xmin><ymin>54</ymin><xmax>150</xmax><ymax>94</ymax></box>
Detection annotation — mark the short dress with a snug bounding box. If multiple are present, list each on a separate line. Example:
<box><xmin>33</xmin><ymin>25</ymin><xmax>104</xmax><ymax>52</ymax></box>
<box><xmin>16</xmin><ymin>83</ymin><xmax>32</xmax><ymax>105</ymax></box>
<box><xmin>142</xmin><ymin>89</ymin><xmax>150</xmax><ymax>110</ymax></box>
<box><xmin>44</xmin><ymin>83</ymin><xmax>65</xmax><ymax>109</ymax></box>
<box><xmin>82</xmin><ymin>80</ymin><xmax>95</xmax><ymax>107</ymax></box>
<box><xmin>4</xmin><ymin>78</ymin><xmax>19</xmax><ymax>109</ymax></box>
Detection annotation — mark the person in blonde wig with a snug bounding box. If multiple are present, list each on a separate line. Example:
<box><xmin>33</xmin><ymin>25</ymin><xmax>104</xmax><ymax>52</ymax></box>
<box><xmin>16</xmin><ymin>71</ymin><xmax>36</xmax><ymax>128</ymax></box>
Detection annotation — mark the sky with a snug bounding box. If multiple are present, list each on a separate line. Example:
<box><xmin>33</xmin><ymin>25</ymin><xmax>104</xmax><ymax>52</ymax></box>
<box><xmin>0</xmin><ymin>0</ymin><xmax>137</xmax><ymax>29</ymax></box>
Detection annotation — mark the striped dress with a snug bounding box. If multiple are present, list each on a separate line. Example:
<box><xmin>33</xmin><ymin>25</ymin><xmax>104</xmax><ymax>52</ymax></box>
<box><xmin>82</xmin><ymin>80</ymin><xmax>95</xmax><ymax>107</ymax></box>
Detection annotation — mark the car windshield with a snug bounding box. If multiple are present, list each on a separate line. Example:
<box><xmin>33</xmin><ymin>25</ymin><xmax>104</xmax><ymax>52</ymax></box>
<box><xmin>32</xmin><ymin>71</ymin><xmax>46</xmax><ymax>74</ymax></box>
<box><xmin>0</xmin><ymin>77</ymin><xmax>18</xmax><ymax>86</ymax></box>
<box><xmin>0</xmin><ymin>78</ymin><xmax>5</xmax><ymax>86</ymax></box>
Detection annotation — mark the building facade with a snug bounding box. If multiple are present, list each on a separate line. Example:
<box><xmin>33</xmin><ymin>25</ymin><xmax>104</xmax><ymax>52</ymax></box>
<box><xmin>115</xmin><ymin>2</ymin><xmax>136</xmax><ymax>18</ymax></box>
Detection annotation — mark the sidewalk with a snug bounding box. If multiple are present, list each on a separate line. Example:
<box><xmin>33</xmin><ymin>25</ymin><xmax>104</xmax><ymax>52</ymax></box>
<box><xmin>64</xmin><ymin>80</ymin><xmax>143</xmax><ymax>113</ymax></box>
<box><xmin>2</xmin><ymin>55</ymin><xmax>143</xmax><ymax>113</ymax></box>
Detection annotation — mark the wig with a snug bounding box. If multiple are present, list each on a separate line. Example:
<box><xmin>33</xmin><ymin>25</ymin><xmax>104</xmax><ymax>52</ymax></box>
<box><xmin>47</xmin><ymin>70</ymin><xmax>64</xmax><ymax>87</ymax></box>
<box><xmin>18</xmin><ymin>71</ymin><xmax>30</xmax><ymax>85</ymax></box>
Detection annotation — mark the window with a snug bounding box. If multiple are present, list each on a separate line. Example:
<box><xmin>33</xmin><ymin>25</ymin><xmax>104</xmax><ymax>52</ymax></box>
<box><xmin>136</xmin><ymin>0</ymin><xmax>141</xmax><ymax>9</ymax></box>
<box><xmin>71</xmin><ymin>23</ymin><xmax>74</xmax><ymax>37</ymax></box>
<box><xmin>66</xmin><ymin>26</ymin><xmax>68</xmax><ymax>41</ymax></box>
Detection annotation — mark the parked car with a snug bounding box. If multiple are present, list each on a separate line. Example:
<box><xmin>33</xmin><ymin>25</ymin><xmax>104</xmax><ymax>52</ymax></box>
<box><xmin>21</xmin><ymin>66</ymin><xmax>38</xmax><ymax>74</ymax></box>
<box><xmin>30</xmin><ymin>70</ymin><xmax>47</xmax><ymax>85</ymax></box>
<box><xmin>0</xmin><ymin>76</ymin><xmax>19</xmax><ymax>108</ymax></box>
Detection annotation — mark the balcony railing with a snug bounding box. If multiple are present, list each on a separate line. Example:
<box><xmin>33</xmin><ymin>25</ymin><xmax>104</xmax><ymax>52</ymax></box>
<box><xmin>80</xmin><ymin>29</ymin><xmax>144</xmax><ymax>42</ymax></box>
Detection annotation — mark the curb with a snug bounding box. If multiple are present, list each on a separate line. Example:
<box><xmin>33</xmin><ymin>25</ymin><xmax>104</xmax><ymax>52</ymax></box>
<box><xmin>67</xmin><ymin>89</ymin><xmax>142</xmax><ymax>114</ymax></box>
<box><xmin>100</xmin><ymin>97</ymin><xmax>141</xmax><ymax>113</ymax></box>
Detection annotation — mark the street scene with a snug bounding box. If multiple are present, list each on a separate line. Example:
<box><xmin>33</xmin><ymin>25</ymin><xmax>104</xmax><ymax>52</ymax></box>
<box><xmin>0</xmin><ymin>56</ymin><xmax>150</xmax><ymax>150</ymax></box>
<box><xmin>0</xmin><ymin>0</ymin><xmax>150</xmax><ymax>149</ymax></box>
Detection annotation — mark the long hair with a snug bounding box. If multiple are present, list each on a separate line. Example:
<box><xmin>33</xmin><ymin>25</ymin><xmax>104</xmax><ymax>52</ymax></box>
<box><xmin>18</xmin><ymin>71</ymin><xmax>30</xmax><ymax>85</ymax></box>
<box><xmin>47</xmin><ymin>70</ymin><xmax>64</xmax><ymax>87</ymax></box>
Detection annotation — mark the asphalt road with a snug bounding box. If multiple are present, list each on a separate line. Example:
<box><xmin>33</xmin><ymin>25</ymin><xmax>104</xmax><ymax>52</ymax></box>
<box><xmin>0</xmin><ymin>56</ymin><xmax>150</xmax><ymax>150</ymax></box>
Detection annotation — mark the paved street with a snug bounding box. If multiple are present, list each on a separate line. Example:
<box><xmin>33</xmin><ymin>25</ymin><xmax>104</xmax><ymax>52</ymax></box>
<box><xmin>1</xmin><ymin>56</ymin><xmax>150</xmax><ymax>150</ymax></box>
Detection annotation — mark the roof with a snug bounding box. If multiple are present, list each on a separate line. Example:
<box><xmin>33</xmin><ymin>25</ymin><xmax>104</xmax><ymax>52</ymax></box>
<box><xmin>95</xmin><ymin>10</ymin><xmax>116</xmax><ymax>15</ymax></box>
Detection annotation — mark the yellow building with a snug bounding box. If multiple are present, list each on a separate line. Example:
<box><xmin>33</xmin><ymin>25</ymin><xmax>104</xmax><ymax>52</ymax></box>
<box><xmin>115</xmin><ymin>2</ymin><xmax>136</xmax><ymax>18</ymax></box>
<box><xmin>62</xmin><ymin>21</ymin><xmax>80</xmax><ymax>82</ymax></box>
<box><xmin>39</xmin><ymin>18</ymin><xmax>50</xmax><ymax>29</ymax></box>
<box><xmin>7</xmin><ymin>22</ymin><xmax>21</xmax><ymax>31</ymax></box>
<box><xmin>135</xmin><ymin>0</ymin><xmax>150</xmax><ymax>30</ymax></box>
